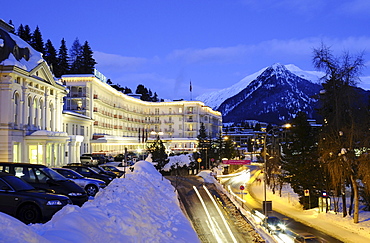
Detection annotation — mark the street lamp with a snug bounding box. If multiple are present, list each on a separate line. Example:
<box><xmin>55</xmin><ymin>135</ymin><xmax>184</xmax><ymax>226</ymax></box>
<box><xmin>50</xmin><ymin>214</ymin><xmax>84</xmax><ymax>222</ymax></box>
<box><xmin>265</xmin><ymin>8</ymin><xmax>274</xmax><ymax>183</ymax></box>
<box><xmin>263</xmin><ymin>123</ymin><xmax>291</xmax><ymax>216</ymax></box>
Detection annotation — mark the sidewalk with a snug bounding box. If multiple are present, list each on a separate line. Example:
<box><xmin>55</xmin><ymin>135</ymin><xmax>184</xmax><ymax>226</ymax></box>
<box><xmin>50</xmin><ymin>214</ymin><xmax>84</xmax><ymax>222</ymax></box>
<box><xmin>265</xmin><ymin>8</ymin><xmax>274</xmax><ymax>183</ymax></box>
<box><xmin>248</xmin><ymin>172</ymin><xmax>370</xmax><ymax>243</ymax></box>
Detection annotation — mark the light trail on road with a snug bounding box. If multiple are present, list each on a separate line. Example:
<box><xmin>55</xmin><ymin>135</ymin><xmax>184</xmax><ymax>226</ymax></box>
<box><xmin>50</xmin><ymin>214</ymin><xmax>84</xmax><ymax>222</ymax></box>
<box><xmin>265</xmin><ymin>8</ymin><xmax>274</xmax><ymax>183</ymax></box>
<box><xmin>193</xmin><ymin>185</ymin><xmax>224</xmax><ymax>242</ymax></box>
<box><xmin>193</xmin><ymin>185</ymin><xmax>238</xmax><ymax>243</ymax></box>
<box><xmin>203</xmin><ymin>185</ymin><xmax>238</xmax><ymax>243</ymax></box>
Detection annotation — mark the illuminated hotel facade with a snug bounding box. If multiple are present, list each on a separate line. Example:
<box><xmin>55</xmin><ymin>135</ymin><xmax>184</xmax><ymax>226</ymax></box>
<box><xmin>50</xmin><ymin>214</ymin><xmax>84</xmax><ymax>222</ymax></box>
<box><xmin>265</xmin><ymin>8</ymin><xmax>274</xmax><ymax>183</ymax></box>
<box><xmin>61</xmin><ymin>74</ymin><xmax>222</xmax><ymax>156</ymax></box>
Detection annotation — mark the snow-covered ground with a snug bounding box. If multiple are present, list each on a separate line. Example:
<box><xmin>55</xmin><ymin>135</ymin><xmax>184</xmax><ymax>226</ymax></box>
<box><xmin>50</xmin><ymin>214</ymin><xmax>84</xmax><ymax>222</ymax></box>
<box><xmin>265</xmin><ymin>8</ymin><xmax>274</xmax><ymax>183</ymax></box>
<box><xmin>227</xmin><ymin>168</ymin><xmax>370</xmax><ymax>243</ymax></box>
<box><xmin>0</xmin><ymin>161</ymin><xmax>199</xmax><ymax>243</ymax></box>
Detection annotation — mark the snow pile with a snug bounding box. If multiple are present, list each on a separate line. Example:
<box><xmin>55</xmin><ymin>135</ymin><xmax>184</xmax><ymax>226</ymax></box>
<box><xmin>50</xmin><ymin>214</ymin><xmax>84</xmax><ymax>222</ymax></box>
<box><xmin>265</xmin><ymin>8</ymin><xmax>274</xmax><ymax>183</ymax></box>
<box><xmin>163</xmin><ymin>154</ymin><xmax>193</xmax><ymax>171</ymax></box>
<box><xmin>0</xmin><ymin>161</ymin><xmax>199</xmax><ymax>243</ymax></box>
<box><xmin>197</xmin><ymin>170</ymin><xmax>217</xmax><ymax>184</ymax></box>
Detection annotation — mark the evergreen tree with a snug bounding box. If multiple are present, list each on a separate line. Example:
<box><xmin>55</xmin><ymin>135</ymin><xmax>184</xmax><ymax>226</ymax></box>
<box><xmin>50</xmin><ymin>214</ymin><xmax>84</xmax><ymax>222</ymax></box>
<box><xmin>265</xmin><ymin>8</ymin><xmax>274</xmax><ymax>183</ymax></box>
<box><xmin>78</xmin><ymin>41</ymin><xmax>96</xmax><ymax>74</ymax></box>
<box><xmin>44</xmin><ymin>39</ymin><xmax>58</xmax><ymax>74</ymax></box>
<box><xmin>16</xmin><ymin>24</ymin><xmax>25</xmax><ymax>39</ymax></box>
<box><xmin>30</xmin><ymin>26</ymin><xmax>45</xmax><ymax>53</ymax></box>
<box><xmin>17</xmin><ymin>24</ymin><xmax>32</xmax><ymax>43</ymax></box>
<box><xmin>69</xmin><ymin>38</ymin><xmax>82</xmax><ymax>73</ymax></box>
<box><xmin>55</xmin><ymin>38</ymin><xmax>70</xmax><ymax>77</ymax></box>
<box><xmin>197</xmin><ymin>123</ymin><xmax>209</xmax><ymax>168</ymax></box>
<box><xmin>222</xmin><ymin>137</ymin><xmax>237</xmax><ymax>160</ymax></box>
<box><xmin>281</xmin><ymin>112</ymin><xmax>325</xmax><ymax>209</ymax></box>
<box><xmin>152</xmin><ymin>92</ymin><xmax>159</xmax><ymax>102</ymax></box>
<box><xmin>147</xmin><ymin>135</ymin><xmax>168</xmax><ymax>171</ymax></box>
<box><xmin>136</xmin><ymin>84</ymin><xmax>151</xmax><ymax>101</ymax></box>
<box><xmin>124</xmin><ymin>87</ymin><xmax>132</xmax><ymax>94</ymax></box>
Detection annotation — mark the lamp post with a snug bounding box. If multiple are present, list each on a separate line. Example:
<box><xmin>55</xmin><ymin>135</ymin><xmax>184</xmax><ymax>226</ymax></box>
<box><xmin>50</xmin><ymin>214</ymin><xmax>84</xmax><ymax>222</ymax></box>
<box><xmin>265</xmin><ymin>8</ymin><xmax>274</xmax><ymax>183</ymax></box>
<box><xmin>263</xmin><ymin>124</ymin><xmax>291</xmax><ymax>216</ymax></box>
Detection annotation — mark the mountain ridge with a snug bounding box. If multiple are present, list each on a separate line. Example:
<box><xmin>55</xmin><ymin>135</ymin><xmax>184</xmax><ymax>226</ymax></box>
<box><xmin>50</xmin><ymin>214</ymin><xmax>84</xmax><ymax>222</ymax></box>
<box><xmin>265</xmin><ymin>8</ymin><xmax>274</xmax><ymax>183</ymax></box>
<box><xmin>196</xmin><ymin>63</ymin><xmax>325</xmax><ymax>124</ymax></box>
<box><xmin>196</xmin><ymin>63</ymin><xmax>324</xmax><ymax>110</ymax></box>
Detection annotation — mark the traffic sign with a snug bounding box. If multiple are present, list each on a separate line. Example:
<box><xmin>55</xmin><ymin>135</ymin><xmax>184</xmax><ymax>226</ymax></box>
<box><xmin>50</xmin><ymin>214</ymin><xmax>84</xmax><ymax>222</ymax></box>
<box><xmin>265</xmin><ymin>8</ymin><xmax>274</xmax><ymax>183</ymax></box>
<box><xmin>240</xmin><ymin>185</ymin><xmax>245</xmax><ymax>190</ymax></box>
<box><xmin>197</xmin><ymin>158</ymin><xmax>202</xmax><ymax>163</ymax></box>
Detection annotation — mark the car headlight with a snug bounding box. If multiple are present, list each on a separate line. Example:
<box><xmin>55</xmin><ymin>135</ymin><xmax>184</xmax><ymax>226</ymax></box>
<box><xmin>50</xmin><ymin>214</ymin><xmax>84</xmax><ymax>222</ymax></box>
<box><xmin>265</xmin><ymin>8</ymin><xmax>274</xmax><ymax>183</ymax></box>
<box><xmin>68</xmin><ymin>192</ymin><xmax>83</xmax><ymax>196</ymax></box>
<box><xmin>279</xmin><ymin>224</ymin><xmax>286</xmax><ymax>230</ymax></box>
<box><xmin>108</xmin><ymin>177</ymin><xmax>112</xmax><ymax>180</ymax></box>
<box><xmin>269</xmin><ymin>225</ymin><xmax>276</xmax><ymax>230</ymax></box>
<box><xmin>46</xmin><ymin>200</ymin><xmax>63</xmax><ymax>206</ymax></box>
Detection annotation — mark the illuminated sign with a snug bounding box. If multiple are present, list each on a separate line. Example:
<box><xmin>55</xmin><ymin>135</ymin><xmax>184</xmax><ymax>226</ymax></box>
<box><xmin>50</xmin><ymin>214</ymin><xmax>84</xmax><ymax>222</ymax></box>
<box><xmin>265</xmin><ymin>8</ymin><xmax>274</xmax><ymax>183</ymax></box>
<box><xmin>94</xmin><ymin>69</ymin><xmax>107</xmax><ymax>83</ymax></box>
<box><xmin>222</xmin><ymin>160</ymin><xmax>251</xmax><ymax>165</ymax></box>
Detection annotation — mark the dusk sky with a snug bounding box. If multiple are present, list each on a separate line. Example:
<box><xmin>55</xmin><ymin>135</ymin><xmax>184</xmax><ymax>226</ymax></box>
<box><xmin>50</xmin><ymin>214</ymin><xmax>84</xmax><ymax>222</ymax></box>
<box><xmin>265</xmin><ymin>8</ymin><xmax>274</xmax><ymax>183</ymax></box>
<box><xmin>2</xmin><ymin>0</ymin><xmax>370</xmax><ymax>100</ymax></box>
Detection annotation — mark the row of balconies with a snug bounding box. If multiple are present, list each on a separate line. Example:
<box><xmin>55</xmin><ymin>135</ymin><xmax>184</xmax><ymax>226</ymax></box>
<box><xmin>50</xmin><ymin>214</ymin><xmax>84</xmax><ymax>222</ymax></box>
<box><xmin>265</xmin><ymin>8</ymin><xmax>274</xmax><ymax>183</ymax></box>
<box><xmin>71</xmin><ymin>93</ymin><xmax>210</xmax><ymax>120</ymax></box>
<box><xmin>91</xmin><ymin>120</ymin><xmax>181</xmax><ymax>134</ymax></box>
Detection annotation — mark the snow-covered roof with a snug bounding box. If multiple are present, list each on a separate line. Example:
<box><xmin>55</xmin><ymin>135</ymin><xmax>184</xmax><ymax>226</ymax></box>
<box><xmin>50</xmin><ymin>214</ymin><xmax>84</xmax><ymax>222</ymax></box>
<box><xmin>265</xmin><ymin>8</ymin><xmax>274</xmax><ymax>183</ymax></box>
<box><xmin>0</xmin><ymin>27</ymin><xmax>43</xmax><ymax>71</ymax></box>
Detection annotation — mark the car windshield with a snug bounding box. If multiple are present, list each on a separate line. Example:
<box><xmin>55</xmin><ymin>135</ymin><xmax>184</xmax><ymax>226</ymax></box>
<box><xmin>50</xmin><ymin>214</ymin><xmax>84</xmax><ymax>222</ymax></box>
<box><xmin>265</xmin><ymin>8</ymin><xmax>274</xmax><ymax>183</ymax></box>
<box><xmin>97</xmin><ymin>166</ymin><xmax>109</xmax><ymax>172</ymax></box>
<box><xmin>89</xmin><ymin>167</ymin><xmax>100</xmax><ymax>173</ymax></box>
<box><xmin>38</xmin><ymin>167</ymin><xmax>68</xmax><ymax>181</ymax></box>
<box><xmin>3</xmin><ymin>175</ymin><xmax>35</xmax><ymax>191</ymax></box>
<box><xmin>106</xmin><ymin>166</ymin><xmax>119</xmax><ymax>172</ymax></box>
<box><xmin>55</xmin><ymin>169</ymin><xmax>84</xmax><ymax>179</ymax></box>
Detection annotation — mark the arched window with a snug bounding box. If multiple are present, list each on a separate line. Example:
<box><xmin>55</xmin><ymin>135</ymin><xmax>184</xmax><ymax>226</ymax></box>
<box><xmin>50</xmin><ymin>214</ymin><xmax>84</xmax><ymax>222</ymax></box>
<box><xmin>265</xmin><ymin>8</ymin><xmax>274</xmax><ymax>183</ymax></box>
<box><xmin>14</xmin><ymin>93</ymin><xmax>20</xmax><ymax>125</ymax></box>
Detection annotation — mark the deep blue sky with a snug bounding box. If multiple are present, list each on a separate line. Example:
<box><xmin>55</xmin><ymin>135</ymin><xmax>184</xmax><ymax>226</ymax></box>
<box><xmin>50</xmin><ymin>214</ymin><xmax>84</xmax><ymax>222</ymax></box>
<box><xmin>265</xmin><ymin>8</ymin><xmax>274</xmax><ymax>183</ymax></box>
<box><xmin>2</xmin><ymin>0</ymin><xmax>370</xmax><ymax>100</ymax></box>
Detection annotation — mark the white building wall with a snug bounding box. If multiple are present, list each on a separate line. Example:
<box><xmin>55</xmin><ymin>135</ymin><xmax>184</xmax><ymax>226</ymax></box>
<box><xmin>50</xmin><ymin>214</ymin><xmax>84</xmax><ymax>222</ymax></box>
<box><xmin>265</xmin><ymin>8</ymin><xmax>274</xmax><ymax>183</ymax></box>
<box><xmin>62</xmin><ymin>75</ymin><xmax>222</xmax><ymax>155</ymax></box>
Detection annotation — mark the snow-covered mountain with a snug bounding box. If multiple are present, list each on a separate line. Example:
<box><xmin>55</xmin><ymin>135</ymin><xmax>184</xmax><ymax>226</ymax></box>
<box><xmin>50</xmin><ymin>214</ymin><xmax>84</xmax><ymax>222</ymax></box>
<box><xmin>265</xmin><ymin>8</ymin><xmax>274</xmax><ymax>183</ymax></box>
<box><xmin>219</xmin><ymin>63</ymin><xmax>323</xmax><ymax>123</ymax></box>
<box><xmin>196</xmin><ymin>64</ymin><xmax>324</xmax><ymax>110</ymax></box>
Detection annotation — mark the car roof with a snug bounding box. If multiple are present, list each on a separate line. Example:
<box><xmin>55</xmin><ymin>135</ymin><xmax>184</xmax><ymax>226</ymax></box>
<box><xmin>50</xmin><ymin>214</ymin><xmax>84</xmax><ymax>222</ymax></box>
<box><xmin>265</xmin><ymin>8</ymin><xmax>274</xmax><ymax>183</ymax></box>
<box><xmin>0</xmin><ymin>171</ymin><xmax>13</xmax><ymax>177</ymax></box>
<box><xmin>53</xmin><ymin>167</ymin><xmax>69</xmax><ymax>171</ymax></box>
<box><xmin>0</xmin><ymin>162</ymin><xmax>46</xmax><ymax>167</ymax></box>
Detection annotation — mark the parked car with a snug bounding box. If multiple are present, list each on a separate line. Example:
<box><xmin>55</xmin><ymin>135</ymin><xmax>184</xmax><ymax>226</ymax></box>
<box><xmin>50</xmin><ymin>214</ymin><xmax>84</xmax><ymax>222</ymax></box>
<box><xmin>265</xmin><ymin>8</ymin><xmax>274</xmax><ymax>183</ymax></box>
<box><xmin>67</xmin><ymin>163</ymin><xmax>117</xmax><ymax>179</ymax></box>
<box><xmin>91</xmin><ymin>165</ymin><xmax>118</xmax><ymax>178</ymax></box>
<box><xmin>52</xmin><ymin>168</ymin><xmax>106</xmax><ymax>197</ymax></box>
<box><xmin>262</xmin><ymin>216</ymin><xmax>286</xmax><ymax>234</ymax></box>
<box><xmin>0</xmin><ymin>171</ymin><xmax>71</xmax><ymax>224</ymax></box>
<box><xmin>99</xmin><ymin>165</ymin><xmax>124</xmax><ymax>177</ymax></box>
<box><xmin>80</xmin><ymin>155</ymin><xmax>98</xmax><ymax>165</ymax></box>
<box><xmin>294</xmin><ymin>233</ymin><xmax>321</xmax><ymax>243</ymax></box>
<box><xmin>63</xmin><ymin>164</ymin><xmax>114</xmax><ymax>185</ymax></box>
<box><xmin>114</xmin><ymin>154</ymin><xmax>125</xmax><ymax>162</ymax></box>
<box><xmin>81</xmin><ymin>153</ymin><xmax>108</xmax><ymax>165</ymax></box>
<box><xmin>114</xmin><ymin>152</ymin><xmax>137</xmax><ymax>162</ymax></box>
<box><xmin>0</xmin><ymin>162</ymin><xmax>88</xmax><ymax>206</ymax></box>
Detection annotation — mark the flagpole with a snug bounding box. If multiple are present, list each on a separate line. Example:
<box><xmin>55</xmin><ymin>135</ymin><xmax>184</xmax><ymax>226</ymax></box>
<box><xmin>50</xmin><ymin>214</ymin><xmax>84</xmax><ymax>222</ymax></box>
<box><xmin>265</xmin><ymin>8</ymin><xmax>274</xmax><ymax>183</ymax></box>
<box><xmin>190</xmin><ymin>79</ymin><xmax>192</xmax><ymax>101</ymax></box>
